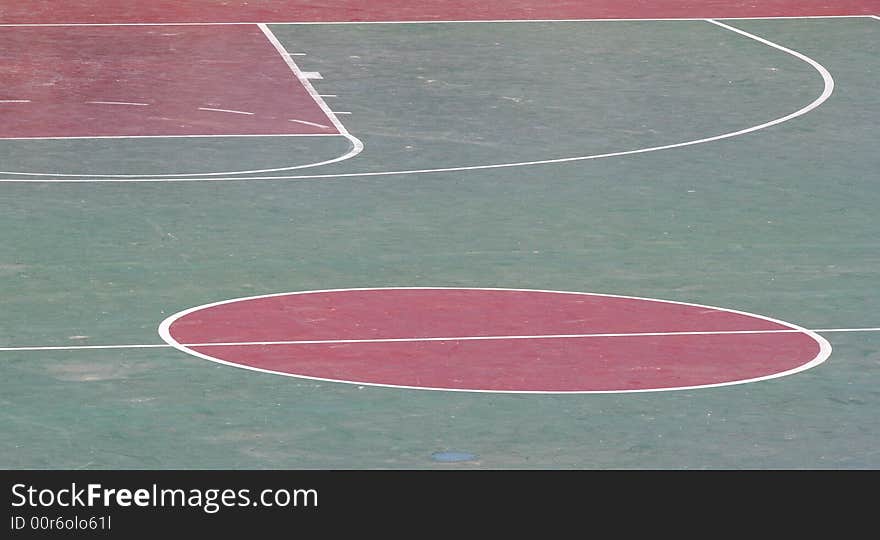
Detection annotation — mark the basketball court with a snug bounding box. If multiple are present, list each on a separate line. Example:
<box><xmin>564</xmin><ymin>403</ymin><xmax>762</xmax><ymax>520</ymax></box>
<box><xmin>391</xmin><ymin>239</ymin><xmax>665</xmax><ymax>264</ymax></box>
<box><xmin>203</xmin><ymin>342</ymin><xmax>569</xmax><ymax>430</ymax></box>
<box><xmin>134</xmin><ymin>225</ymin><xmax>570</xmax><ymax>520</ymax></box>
<box><xmin>1</xmin><ymin>1</ymin><xmax>878</xmax><ymax>469</ymax></box>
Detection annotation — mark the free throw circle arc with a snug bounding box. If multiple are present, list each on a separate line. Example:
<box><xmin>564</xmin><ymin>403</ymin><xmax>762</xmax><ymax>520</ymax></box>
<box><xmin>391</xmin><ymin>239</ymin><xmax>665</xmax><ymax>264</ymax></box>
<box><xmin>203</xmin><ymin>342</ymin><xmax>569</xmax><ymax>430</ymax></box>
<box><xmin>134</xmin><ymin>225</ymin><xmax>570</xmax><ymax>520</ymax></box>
<box><xmin>158</xmin><ymin>287</ymin><xmax>831</xmax><ymax>393</ymax></box>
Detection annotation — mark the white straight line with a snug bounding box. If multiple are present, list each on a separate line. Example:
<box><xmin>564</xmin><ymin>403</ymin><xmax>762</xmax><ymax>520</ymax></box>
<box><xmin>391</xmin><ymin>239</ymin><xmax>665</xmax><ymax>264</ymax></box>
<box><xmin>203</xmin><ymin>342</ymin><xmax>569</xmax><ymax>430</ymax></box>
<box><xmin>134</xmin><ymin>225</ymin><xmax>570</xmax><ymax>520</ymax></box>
<box><xmin>160</xmin><ymin>327</ymin><xmax>880</xmax><ymax>346</ymax></box>
<box><xmin>318</xmin><ymin>94</ymin><xmax>337</xmax><ymax>98</ymax></box>
<box><xmin>265</xmin><ymin>15</ymin><xmax>875</xmax><ymax>25</ymax></box>
<box><xmin>0</xmin><ymin>99</ymin><xmax>31</xmax><ymax>103</ymax></box>
<box><xmin>289</xmin><ymin>119</ymin><xmax>331</xmax><ymax>129</ymax></box>
<box><xmin>0</xmin><ymin>344</ymin><xmax>170</xmax><ymax>352</ymax></box>
<box><xmin>1</xmin><ymin>327</ymin><xmax>878</xmax><ymax>353</ymax></box>
<box><xmin>0</xmin><ymin>133</ymin><xmax>345</xmax><ymax>140</ymax></box>
<box><xmin>813</xmin><ymin>327</ymin><xmax>880</xmax><ymax>333</ymax></box>
<box><xmin>0</xmin><ymin>22</ymin><xmax>257</xmax><ymax>27</ymax></box>
<box><xmin>256</xmin><ymin>23</ymin><xmax>364</xmax><ymax>156</ymax></box>
<box><xmin>198</xmin><ymin>107</ymin><xmax>254</xmax><ymax>115</ymax></box>
<box><xmin>288</xmin><ymin>52</ymin><xmax>307</xmax><ymax>56</ymax></box>
<box><xmin>0</xmin><ymin>16</ymin><xmax>870</xmax><ymax>27</ymax></box>
<box><xmin>86</xmin><ymin>100</ymin><xmax>149</xmax><ymax>106</ymax></box>
<box><xmin>257</xmin><ymin>23</ymin><xmax>348</xmax><ymax>135</ymax></box>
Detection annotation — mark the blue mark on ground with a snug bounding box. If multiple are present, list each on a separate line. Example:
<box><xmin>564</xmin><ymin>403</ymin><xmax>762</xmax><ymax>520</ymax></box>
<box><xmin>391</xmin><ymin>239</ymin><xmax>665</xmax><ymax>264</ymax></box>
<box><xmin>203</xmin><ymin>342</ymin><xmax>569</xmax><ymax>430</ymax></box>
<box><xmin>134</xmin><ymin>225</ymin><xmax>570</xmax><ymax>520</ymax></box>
<box><xmin>431</xmin><ymin>451</ymin><xmax>478</xmax><ymax>463</ymax></box>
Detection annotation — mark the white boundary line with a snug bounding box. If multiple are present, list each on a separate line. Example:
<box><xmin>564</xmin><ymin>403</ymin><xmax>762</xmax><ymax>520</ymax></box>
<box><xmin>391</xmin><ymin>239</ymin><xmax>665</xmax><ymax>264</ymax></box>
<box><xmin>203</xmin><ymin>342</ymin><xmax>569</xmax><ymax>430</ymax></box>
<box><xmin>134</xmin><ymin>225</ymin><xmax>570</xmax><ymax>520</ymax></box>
<box><xmin>148</xmin><ymin>286</ymin><xmax>837</xmax><ymax>394</ymax></box>
<box><xmin>1</xmin><ymin>326</ymin><xmax>877</xmax><ymax>353</ymax></box>
<box><xmin>239</xmin><ymin>15</ymin><xmax>880</xmax><ymax>24</ymax></box>
<box><xmin>0</xmin><ymin>133</ymin><xmax>342</xmax><ymax>140</ymax></box>
<box><xmin>0</xmin><ymin>19</ymin><xmax>836</xmax><ymax>183</ymax></box>
<box><xmin>256</xmin><ymin>23</ymin><xmax>356</xmax><ymax>139</ymax></box>
<box><xmin>0</xmin><ymin>344</ymin><xmax>170</xmax><ymax>352</ymax></box>
<box><xmin>87</xmin><ymin>100</ymin><xmax>149</xmax><ymax>106</ymax></box>
<box><xmin>0</xmin><ymin>15</ymin><xmax>872</xmax><ymax>27</ymax></box>
<box><xmin>0</xmin><ymin>23</ymin><xmax>364</xmax><ymax>178</ymax></box>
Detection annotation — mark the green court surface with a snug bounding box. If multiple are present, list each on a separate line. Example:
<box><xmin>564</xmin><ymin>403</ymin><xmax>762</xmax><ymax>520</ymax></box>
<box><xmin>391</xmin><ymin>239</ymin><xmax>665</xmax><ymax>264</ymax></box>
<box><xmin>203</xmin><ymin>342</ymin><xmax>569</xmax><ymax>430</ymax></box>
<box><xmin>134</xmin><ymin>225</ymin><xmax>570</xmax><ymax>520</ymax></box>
<box><xmin>1</xmin><ymin>17</ymin><xmax>878</xmax><ymax>469</ymax></box>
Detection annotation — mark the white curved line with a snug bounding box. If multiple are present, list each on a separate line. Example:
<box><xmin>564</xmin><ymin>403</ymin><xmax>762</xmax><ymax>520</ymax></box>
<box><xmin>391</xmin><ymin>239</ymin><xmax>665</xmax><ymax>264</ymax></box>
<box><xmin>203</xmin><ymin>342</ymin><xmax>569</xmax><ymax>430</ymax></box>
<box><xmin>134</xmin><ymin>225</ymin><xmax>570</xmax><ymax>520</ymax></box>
<box><xmin>0</xmin><ymin>132</ymin><xmax>365</xmax><ymax>178</ymax></box>
<box><xmin>0</xmin><ymin>19</ymin><xmax>834</xmax><ymax>183</ymax></box>
<box><xmin>157</xmin><ymin>286</ymin><xmax>832</xmax><ymax>394</ymax></box>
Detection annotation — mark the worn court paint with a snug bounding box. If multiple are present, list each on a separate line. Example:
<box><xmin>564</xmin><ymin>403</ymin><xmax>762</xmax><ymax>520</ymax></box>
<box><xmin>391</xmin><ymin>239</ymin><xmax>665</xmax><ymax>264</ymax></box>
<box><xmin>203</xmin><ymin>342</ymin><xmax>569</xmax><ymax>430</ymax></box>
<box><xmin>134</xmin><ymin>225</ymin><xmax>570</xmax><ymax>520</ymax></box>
<box><xmin>159</xmin><ymin>288</ymin><xmax>830</xmax><ymax>393</ymax></box>
<box><xmin>0</xmin><ymin>14</ymin><xmax>875</xmax><ymax>469</ymax></box>
<box><xmin>0</xmin><ymin>25</ymin><xmax>338</xmax><ymax>138</ymax></box>
<box><xmin>0</xmin><ymin>23</ymin><xmax>364</xmax><ymax>177</ymax></box>
<box><xmin>0</xmin><ymin>1</ymin><xmax>872</xmax><ymax>24</ymax></box>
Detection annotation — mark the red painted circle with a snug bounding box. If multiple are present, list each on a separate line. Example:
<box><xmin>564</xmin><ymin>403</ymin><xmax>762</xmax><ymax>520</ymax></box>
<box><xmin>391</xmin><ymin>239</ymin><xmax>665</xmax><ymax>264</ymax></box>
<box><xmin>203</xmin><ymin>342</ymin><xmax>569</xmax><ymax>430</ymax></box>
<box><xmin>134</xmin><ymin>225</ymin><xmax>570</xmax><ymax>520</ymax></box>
<box><xmin>159</xmin><ymin>288</ymin><xmax>828</xmax><ymax>392</ymax></box>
